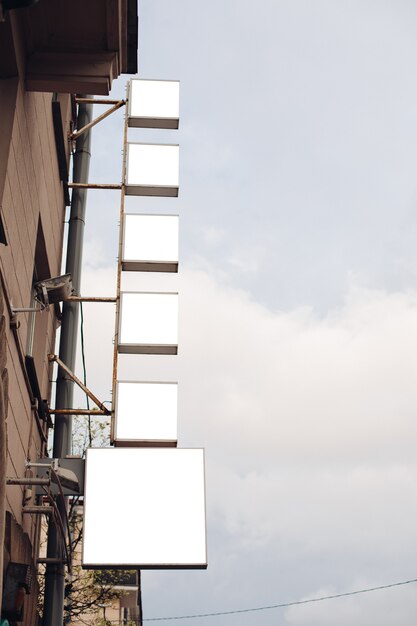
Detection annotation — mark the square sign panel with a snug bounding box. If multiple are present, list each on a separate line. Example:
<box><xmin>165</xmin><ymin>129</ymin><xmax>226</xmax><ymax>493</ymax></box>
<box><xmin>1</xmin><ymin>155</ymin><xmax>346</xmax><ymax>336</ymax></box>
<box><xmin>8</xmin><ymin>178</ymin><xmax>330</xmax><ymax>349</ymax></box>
<box><xmin>115</xmin><ymin>381</ymin><xmax>178</xmax><ymax>446</ymax></box>
<box><xmin>83</xmin><ymin>448</ymin><xmax>207</xmax><ymax>569</ymax></box>
<box><xmin>122</xmin><ymin>214</ymin><xmax>179</xmax><ymax>273</ymax></box>
<box><xmin>126</xmin><ymin>143</ymin><xmax>179</xmax><ymax>197</ymax></box>
<box><xmin>118</xmin><ymin>292</ymin><xmax>178</xmax><ymax>354</ymax></box>
<box><xmin>128</xmin><ymin>79</ymin><xmax>180</xmax><ymax>129</ymax></box>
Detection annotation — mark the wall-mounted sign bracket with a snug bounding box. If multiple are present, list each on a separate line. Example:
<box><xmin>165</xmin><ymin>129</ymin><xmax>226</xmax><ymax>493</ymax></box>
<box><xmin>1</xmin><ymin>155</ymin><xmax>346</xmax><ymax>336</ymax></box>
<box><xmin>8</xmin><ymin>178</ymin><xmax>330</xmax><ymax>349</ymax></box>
<box><xmin>68</xmin><ymin>183</ymin><xmax>123</xmax><ymax>190</ymax></box>
<box><xmin>11</xmin><ymin>306</ymin><xmax>44</xmax><ymax>314</ymax></box>
<box><xmin>48</xmin><ymin>408</ymin><xmax>108</xmax><ymax>416</ymax></box>
<box><xmin>23</xmin><ymin>506</ymin><xmax>54</xmax><ymax>515</ymax></box>
<box><xmin>69</xmin><ymin>98</ymin><xmax>126</xmax><ymax>141</ymax></box>
<box><xmin>37</xmin><ymin>558</ymin><xmax>66</xmax><ymax>565</ymax></box>
<box><xmin>6</xmin><ymin>477</ymin><xmax>50</xmax><ymax>486</ymax></box>
<box><xmin>7</xmin><ymin>462</ymin><xmax>74</xmax><ymax>575</ymax></box>
<box><xmin>48</xmin><ymin>354</ymin><xmax>111</xmax><ymax>416</ymax></box>
<box><xmin>66</xmin><ymin>296</ymin><xmax>116</xmax><ymax>303</ymax></box>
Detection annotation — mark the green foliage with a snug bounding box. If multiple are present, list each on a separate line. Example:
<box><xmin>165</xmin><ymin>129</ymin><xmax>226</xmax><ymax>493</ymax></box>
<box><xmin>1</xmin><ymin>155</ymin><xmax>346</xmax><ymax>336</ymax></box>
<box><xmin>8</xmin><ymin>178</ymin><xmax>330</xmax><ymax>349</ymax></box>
<box><xmin>62</xmin><ymin>502</ymin><xmax>136</xmax><ymax>623</ymax></box>
<box><xmin>71</xmin><ymin>413</ymin><xmax>111</xmax><ymax>457</ymax></box>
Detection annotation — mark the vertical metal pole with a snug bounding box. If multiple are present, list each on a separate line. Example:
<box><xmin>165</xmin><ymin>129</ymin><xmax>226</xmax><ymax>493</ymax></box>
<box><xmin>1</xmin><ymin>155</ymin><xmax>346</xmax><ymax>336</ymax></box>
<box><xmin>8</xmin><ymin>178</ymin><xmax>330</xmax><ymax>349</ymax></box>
<box><xmin>43</xmin><ymin>98</ymin><xmax>93</xmax><ymax>626</ymax></box>
<box><xmin>110</xmin><ymin>83</ymin><xmax>129</xmax><ymax>444</ymax></box>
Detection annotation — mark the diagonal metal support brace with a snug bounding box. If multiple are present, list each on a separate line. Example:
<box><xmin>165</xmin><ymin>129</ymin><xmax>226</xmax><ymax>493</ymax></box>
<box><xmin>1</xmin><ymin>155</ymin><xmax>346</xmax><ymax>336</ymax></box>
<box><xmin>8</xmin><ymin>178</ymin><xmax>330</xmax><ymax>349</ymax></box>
<box><xmin>70</xmin><ymin>100</ymin><xmax>126</xmax><ymax>141</ymax></box>
<box><xmin>48</xmin><ymin>354</ymin><xmax>111</xmax><ymax>416</ymax></box>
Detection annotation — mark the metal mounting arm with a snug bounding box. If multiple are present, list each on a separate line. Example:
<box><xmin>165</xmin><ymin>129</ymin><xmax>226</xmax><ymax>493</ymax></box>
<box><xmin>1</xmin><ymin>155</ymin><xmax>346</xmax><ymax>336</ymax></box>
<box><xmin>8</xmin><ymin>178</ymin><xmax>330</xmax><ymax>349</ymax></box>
<box><xmin>66</xmin><ymin>296</ymin><xmax>116</xmax><ymax>303</ymax></box>
<box><xmin>48</xmin><ymin>354</ymin><xmax>111</xmax><ymax>416</ymax></box>
<box><xmin>69</xmin><ymin>99</ymin><xmax>126</xmax><ymax>141</ymax></box>
<box><xmin>67</xmin><ymin>182</ymin><xmax>123</xmax><ymax>190</ymax></box>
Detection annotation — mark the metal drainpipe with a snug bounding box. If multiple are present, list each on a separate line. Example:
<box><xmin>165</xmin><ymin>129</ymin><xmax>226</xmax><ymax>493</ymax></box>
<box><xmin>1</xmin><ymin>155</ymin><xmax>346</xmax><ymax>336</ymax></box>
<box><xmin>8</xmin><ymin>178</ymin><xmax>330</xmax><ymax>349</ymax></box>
<box><xmin>43</xmin><ymin>98</ymin><xmax>92</xmax><ymax>626</ymax></box>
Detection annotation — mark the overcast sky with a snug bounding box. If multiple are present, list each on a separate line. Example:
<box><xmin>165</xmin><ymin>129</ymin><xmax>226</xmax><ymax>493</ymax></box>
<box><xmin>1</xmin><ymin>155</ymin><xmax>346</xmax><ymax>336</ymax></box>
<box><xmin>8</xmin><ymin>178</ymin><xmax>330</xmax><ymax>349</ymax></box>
<box><xmin>72</xmin><ymin>1</ymin><xmax>417</xmax><ymax>624</ymax></box>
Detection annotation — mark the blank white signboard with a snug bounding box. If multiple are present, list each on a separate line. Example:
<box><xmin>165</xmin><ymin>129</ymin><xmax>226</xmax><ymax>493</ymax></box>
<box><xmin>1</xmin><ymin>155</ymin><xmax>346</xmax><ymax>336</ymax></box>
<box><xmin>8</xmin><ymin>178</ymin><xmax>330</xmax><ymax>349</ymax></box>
<box><xmin>115</xmin><ymin>381</ymin><xmax>178</xmax><ymax>446</ymax></box>
<box><xmin>118</xmin><ymin>292</ymin><xmax>178</xmax><ymax>354</ymax></box>
<box><xmin>122</xmin><ymin>214</ymin><xmax>179</xmax><ymax>272</ymax></box>
<box><xmin>83</xmin><ymin>448</ymin><xmax>207</xmax><ymax>569</ymax></box>
<box><xmin>126</xmin><ymin>144</ymin><xmax>179</xmax><ymax>197</ymax></box>
<box><xmin>129</xmin><ymin>79</ymin><xmax>180</xmax><ymax>129</ymax></box>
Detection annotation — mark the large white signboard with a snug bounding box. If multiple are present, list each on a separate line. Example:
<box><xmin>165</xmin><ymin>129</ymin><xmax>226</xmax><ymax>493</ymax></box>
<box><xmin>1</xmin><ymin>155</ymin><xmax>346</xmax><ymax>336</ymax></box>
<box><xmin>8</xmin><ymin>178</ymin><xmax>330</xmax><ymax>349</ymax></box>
<box><xmin>82</xmin><ymin>448</ymin><xmax>207</xmax><ymax>569</ymax></box>
<box><xmin>126</xmin><ymin>143</ymin><xmax>179</xmax><ymax>197</ymax></box>
<box><xmin>118</xmin><ymin>292</ymin><xmax>178</xmax><ymax>354</ymax></box>
<box><xmin>122</xmin><ymin>214</ymin><xmax>179</xmax><ymax>272</ymax></box>
<box><xmin>115</xmin><ymin>381</ymin><xmax>178</xmax><ymax>446</ymax></box>
<box><xmin>128</xmin><ymin>79</ymin><xmax>180</xmax><ymax>129</ymax></box>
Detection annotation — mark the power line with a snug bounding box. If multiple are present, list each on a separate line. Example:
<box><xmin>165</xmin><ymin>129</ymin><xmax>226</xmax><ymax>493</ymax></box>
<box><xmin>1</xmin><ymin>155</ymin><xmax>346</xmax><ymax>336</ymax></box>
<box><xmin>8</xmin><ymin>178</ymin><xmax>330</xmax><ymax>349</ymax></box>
<box><xmin>143</xmin><ymin>577</ymin><xmax>417</xmax><ymax>622</ymax></box>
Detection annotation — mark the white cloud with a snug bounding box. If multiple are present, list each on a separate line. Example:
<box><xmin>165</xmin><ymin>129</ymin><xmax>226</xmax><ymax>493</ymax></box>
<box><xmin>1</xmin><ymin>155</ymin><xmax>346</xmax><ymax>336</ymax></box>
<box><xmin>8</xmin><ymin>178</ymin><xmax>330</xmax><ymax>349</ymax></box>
<box><xmin>81</xmin><ymin>238</ymin><xmax>112</xmax><ymax>271</ymax></box>
<box><xmin>71</xmin><ymin>3</ymin><xmax>417</xmax><ymax>621</ymax></box>
<box><xmin>76</xmin><ymin>261</ymin><xmax>417</xmax><ymax>625</ymax></box>
<box><xmin>285</xmin><ymin>580</ymin><xmax>417</xmax><ymax>626</ymax></box>
<box><xmin>203</xmin><ymin>226</ymin><xmax>225</xmax><ymax>246</ymax></box>
<box><xmin>179</xmin><ymin>270</ymin><xmax>417</xmax><ymax>465</ymax></box>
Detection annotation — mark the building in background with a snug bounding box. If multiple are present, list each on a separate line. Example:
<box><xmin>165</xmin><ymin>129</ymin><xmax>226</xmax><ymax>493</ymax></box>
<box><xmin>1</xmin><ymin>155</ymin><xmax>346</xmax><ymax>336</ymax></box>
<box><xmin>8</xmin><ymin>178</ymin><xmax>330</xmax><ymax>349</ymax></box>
<box><xmin>0</xmin><ymin>1</ymin><xmax>137</xmax><ymax>622</ymax></box>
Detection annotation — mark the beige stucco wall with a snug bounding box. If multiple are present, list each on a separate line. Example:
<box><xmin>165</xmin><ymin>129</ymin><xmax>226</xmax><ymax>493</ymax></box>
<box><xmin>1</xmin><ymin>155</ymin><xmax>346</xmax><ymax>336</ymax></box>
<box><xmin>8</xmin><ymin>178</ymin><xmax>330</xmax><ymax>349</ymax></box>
<box><xmin>0</xmin><ymin>77</ymin><xmax>71</xmax><ymax>622</ymax></box>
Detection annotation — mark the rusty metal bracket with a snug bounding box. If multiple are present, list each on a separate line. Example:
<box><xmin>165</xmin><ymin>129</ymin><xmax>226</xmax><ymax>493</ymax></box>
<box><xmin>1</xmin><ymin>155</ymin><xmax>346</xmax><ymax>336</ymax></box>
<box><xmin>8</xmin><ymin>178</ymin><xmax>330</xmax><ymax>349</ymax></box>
<box><xmin>48</xmin><ymin>409</ymin><xmax>108</xmax><ymax>416</ymax></box>
<box><xmin>66</xmin><ymin>296</ymin><xmax>116</xmax><ymax>303</ymax></box>
<box><xmin>67</xmin><ymin>182</ymin><xmax>123</xmax><ymax>190</ymax></box>
<box><xmin>48</xmin><ymin>354</ymin><xmax>111</xmax><ymax>416</ymax></box>
<box><xmin>69</xmin><ymin>99</ymin><xmax>126</xmax><ymax>141</ymax></box>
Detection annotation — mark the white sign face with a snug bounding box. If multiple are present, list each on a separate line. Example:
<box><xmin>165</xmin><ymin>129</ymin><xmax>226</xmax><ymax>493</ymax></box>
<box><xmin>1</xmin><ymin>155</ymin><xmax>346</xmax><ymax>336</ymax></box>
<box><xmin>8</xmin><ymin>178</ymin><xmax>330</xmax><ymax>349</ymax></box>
<box><xmin>126</xmin><ymin>144</ymin><xmax>179</xmax><ymax>197</ymax></box>
<box><xmin>115</xmin><ymin>381</ymin><xmax>178</xmax><ymax>445</ymax></box>
<box><xmin>122</xmin><ymin>214</ymin><xmax>179</xmax><ymax>272</ymax></box>
<box><xmin>129</xmin><ymin>79</ymin><xmax>180</xmax><ymax>129</ymax></box>
<box><xmin>118</xmin><ymin>292</ymin><xmax>178</xmax><ymax>354</ymax></box>
<box><xmin>83</xmin><ymin>448</ymin><xmax>207</xmax><ymax>569</ymax></box>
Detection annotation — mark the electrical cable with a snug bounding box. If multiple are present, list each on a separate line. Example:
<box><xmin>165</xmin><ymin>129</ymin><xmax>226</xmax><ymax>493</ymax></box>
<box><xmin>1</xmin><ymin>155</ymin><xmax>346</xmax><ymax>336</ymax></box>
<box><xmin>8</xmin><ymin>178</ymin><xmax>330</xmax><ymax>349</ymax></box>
<box><xmin>79</xmin><ymin>301</ymin><xmax>92</xmax><ymax>446</ymax></box>
<box><xmin>79</xmin><ymin>301</ymin><xmax>89</xmax><ymax>409</ymax></box>
<box><xmin>143</xmin><ymin>577</ymin><xmax>417</xmax><ymax>622</ymax></box>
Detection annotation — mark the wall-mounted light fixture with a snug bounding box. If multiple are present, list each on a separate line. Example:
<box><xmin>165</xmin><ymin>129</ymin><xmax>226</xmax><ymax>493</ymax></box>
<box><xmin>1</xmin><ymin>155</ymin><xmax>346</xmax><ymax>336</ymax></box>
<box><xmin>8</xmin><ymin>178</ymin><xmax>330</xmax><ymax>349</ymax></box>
<box><xmin>12</xmin><ymin>273</ymin><xmax>73</xmax><ymax>313</ymax></box>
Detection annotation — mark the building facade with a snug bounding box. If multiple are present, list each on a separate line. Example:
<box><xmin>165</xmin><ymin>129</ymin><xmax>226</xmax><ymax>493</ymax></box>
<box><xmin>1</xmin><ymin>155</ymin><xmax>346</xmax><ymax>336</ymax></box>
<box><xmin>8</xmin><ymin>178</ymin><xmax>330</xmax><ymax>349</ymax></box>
<box><xmin>0</xmin><ymin>1</ymin><xmax>137</xmax><ymax>622</ymax></box>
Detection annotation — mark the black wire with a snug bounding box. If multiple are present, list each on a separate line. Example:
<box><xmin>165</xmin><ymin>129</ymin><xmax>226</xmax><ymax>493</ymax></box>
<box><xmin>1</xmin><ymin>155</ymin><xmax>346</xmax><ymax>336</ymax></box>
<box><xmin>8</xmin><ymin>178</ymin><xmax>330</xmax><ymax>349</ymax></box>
<box><xmin>79</xmin><ymin>301</ymin><xmax>92</xmax><ymax>446</ymax></box>
<box><xmin>79</xmin><ymin>301</ymin><xmax>89</xmax><ymax>409</ymax></box>
<box><xmin>143</xmin><ymin>577</ymin><xmax>417</xmax><ymax>622</ymax></box>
